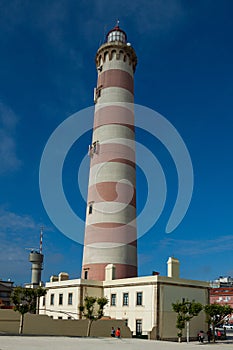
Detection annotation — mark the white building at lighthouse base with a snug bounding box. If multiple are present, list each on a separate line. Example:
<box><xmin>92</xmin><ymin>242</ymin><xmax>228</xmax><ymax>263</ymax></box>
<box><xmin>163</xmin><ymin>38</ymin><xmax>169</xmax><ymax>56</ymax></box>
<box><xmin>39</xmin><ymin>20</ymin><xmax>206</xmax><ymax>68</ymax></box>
<box><xmin>39</xmin><ymin>257</ymin><xmax>209</xmax><ymax>340</ymax></box>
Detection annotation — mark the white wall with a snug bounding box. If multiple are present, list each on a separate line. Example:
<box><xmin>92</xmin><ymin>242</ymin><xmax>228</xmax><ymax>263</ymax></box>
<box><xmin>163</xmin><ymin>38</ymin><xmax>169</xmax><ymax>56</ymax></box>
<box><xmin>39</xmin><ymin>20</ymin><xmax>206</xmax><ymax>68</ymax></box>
<box><xmin>39</xmin><ymin>279</ymin><xmax>103</xmax><ymax>320</ymax></box>
<box><xmin>159</xmin><ymin>282</ymin><xmax>209</xmax><ymax>340</ymax></box>
<box><xmin>40</xmin><ymin>282</ymin><xmax>81</xmax><ymax>319</ymax></box>
<box><xmin>104</xmin><ymin>282</ymin><xmax>156</xmax><ymax>335</ymax></box>
<box><xmin>39</xmin><ymin>274</ymin><xmax>209</xmax><ymax>339</ymax></box>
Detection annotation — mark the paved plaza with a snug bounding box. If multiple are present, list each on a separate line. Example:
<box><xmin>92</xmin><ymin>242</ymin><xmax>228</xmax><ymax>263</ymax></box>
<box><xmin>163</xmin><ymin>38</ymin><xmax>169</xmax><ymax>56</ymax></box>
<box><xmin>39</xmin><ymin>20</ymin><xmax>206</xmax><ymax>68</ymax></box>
<box><xmin>0</xmin><ymin>336</ymin><xmax>233</xmax><ymax>350</ymax></box>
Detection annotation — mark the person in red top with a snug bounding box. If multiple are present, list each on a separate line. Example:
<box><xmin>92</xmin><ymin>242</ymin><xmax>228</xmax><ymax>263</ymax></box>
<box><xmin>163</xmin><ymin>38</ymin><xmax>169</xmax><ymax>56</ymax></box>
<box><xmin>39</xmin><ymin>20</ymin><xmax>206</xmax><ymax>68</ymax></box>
<box><xmin>115</xmin><ymin>327</ymin><xmax>121</xmax><ymax>338</ymax></box>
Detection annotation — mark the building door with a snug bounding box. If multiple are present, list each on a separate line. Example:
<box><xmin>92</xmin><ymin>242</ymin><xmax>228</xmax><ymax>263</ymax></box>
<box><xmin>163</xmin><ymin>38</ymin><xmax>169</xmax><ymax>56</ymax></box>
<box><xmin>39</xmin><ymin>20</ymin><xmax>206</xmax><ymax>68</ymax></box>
<box><xmin>136</xmin><ymin>319</ymin><xmax>142</xmax><ymax>336</ymax></box>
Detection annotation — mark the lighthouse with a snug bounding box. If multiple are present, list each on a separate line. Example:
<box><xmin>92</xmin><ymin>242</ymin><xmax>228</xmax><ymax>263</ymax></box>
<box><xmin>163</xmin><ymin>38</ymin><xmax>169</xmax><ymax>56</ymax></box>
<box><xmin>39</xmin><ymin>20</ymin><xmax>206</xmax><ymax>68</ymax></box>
<box><xmin>81</xmin><ymin>23</ymin><xmax>138</xmax><ymax>281</ymax></box>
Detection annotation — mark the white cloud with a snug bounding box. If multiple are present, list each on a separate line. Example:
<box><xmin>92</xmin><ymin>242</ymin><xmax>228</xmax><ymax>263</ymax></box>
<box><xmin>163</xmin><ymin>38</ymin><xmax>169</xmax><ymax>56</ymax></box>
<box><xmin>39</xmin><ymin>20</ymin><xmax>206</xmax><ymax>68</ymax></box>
<box><xmin>0</xmin><ymin>102</ymin><xmax>18</xmax><ymax>130</ymax></box>
<box><xmin>159</xmin><ymin>235</ymin><xmax>233</xmax><ymax>255</ymax></box>
<box><xmin>0</xmin><ymin>208</ymin><xmax>37</xmax><ymax>232</ymax></box>
<box><xmin>0</xmin><ymin>102</ymin><xmax>21</xmax><ymax>174</ymax></box>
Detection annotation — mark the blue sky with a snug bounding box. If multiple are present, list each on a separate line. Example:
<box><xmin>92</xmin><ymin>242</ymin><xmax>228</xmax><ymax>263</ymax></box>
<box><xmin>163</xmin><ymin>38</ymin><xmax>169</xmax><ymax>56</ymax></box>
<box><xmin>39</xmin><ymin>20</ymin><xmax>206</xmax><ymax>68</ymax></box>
<box><xmin>0</xmin><ymin>0</ymin><xmax>232</xmax><ymax>285</ymax></box>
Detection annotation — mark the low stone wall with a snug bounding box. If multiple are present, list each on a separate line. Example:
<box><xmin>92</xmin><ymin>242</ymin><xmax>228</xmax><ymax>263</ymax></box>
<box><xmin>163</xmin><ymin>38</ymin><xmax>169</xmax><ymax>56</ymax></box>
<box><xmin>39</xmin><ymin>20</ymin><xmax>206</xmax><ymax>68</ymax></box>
<box><xmin>0</xmin><ymin>310</ymin><xmax>132</xmax><ymax>337</ymax></box>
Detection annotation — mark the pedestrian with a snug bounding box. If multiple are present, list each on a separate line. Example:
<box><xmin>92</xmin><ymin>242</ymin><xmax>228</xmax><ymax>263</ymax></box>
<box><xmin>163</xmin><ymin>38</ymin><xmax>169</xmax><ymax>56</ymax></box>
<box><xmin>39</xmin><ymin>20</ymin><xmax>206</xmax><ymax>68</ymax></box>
<box><xmin>217</xmin><ymin>329</ymin><xmax>221</xmax><ymax>339</ymax></box>
<box><xmin>207</xmin><ymin>328</ymin><xmax>212</xmax><ymax>343</ymax></box>
<box><xmin>198</xmin><ymin>330</ymin><xmax>204</xmax><ymax>343</ymax></box>
<box><xmin>115</xmin><ymin>327</ymin><xmax>121</xmax><ymax>338</ymax></box>
<box><xmin>111</xmin><ymin>326</ymin><xmax>115</xmax><ymax>337</ymax></box>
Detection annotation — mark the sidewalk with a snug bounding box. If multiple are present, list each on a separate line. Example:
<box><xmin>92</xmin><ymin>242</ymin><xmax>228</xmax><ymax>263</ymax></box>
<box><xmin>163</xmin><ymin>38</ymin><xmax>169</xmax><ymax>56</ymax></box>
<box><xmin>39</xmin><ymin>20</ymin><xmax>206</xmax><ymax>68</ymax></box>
<box><xmin>0</xmin><ymin>336</ymin><xmax>233</xmax><ymax>350</ymax></box>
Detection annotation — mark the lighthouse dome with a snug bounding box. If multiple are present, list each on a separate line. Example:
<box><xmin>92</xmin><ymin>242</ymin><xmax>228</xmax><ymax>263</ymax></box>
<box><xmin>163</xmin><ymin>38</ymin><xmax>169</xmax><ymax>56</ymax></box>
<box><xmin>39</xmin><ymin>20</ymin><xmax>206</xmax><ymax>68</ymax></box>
<box><xmin>106</xmin><ymin>22</ymin><xmax>127</xmax><ymax>44</ymax></box>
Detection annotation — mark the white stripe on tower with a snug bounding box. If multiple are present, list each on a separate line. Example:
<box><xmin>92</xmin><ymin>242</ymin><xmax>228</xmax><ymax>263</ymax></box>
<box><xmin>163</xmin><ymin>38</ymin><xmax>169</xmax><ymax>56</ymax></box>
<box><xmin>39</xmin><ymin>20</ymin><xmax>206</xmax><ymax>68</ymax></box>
<box><xmin>82</xmin><ymin>24</ymin><xmax>138</xmax><ymax>281</ymax></box>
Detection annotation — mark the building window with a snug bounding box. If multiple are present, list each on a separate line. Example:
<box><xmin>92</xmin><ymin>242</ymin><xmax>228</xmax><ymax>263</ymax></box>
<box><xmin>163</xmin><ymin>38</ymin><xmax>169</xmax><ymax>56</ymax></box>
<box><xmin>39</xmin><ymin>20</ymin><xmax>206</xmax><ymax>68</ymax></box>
<box><xmin>136</xmin><ymin>292</ymin><xmax>143</xmax><ymax>306</ymax></box>
<box><xmin>123</xmin><ymin>293</ymin><xmax>129</xmax><ymax>306</ymax></box>
<box><xmin>111</xmin><ymin>293</ymin><xmax>116</xmax><ymax>306</ymax></box>
<box><xmin>68</xmin><ymin>293</ymin><xmax>73</xmax><ymax>305</ymax></box>
<box><xmin>68</xmin><ymin>316</ymin><xmax>71</xmax><ymax>320</ymax></box>
<box><xmin>124</xmin><ymin>319</ymin><xmax>128</xmax><ymax>327</ymax></box>
<box><xmin>59</xmin><ymin>293</ymin><xmax>63</xmax><ymax>305</ymax></box>
<box><xmin>50</xmin><ymin>294</ymin><xmax>54</xmax><ymax>305</ymax></box>
<box><xmin>42</xmin><ymin>296</ymin><xmax>45</xmax><ymax>306</ymax></box>
<box><xmin>84</xmin><ymin>270</ymin><xmax>88</xmax><ymax>279</ymax></box>
<box><xmin>136</xmin><ymin>319</ymin><xmax>142</xmax><ymax>336</ymax></box>
<box><xmin>58</xmin><ymin>316</ymin><xmax>62</xmax><ymax>320</ymax></box>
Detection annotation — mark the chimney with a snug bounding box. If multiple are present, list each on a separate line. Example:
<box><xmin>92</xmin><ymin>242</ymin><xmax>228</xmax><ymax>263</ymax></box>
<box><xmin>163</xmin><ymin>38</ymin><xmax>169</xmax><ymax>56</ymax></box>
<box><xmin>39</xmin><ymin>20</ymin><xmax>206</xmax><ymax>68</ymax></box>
<box><xmin>58</xmin><ymin>272</ymin><xmax>69</xmax><ymax>281</ymax></box>
<box><xmin>105</xmin><ymin>264</ymin><xmax>116</xmax><ymax>281</ymax></box>
<box><xmin>167</xmin><ymin>257</ymin><xmax>180</xmax><ymax>279</ymax></box>
<box><xmin>50</xmin><ymin>275</ymin><xmax>58</xmax><ymax>282</ymax></box>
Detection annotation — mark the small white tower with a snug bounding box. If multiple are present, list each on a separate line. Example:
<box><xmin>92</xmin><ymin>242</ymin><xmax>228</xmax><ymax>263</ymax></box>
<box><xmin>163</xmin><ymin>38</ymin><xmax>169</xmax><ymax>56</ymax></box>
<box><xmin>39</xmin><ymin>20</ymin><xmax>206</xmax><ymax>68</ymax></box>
<box><xmin>28</xmin><ymin>228</ymin><xmax>44</xmax><ymax>288</ymax></box>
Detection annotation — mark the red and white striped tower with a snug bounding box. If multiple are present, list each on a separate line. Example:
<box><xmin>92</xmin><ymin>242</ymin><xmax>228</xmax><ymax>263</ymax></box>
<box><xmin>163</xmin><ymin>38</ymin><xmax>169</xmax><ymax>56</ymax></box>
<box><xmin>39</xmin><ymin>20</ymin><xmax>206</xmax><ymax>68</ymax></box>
<box><xmin>82</xmin><ymin>23</ymin><xmax>138</xmax><ymax>281</ymax></box>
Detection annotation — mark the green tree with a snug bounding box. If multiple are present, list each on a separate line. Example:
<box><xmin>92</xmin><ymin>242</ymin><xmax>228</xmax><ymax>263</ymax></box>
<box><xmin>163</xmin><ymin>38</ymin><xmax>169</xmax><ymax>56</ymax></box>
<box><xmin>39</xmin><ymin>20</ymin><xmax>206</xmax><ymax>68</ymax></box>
<box><xmin>172</xmin><ymin>299</ymin><xmax>203</xmax><ymax>342</ymax></box>
<box><xmin>204</xmin><ymin>303</ymin><xmax>233</xmax><ymax>342</ymax></box>
<box><xmin>11</xmin><ymin>286</ymin><xmax>46</xmax><ymax>334</ymax></box>
<box><xmin>79</xmin><ymin>296</ymin><xmax>108</xmax><ymax>336</ymax></box>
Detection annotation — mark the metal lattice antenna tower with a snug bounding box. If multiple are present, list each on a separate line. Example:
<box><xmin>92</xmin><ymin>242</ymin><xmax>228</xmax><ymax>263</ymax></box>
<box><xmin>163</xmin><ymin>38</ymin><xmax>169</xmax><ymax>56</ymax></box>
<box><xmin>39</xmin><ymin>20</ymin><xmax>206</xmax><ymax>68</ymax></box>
<box><xmin>40</xmin><ymin>226</ymin><xmax>44</xmax><ymax>254</ymax></box>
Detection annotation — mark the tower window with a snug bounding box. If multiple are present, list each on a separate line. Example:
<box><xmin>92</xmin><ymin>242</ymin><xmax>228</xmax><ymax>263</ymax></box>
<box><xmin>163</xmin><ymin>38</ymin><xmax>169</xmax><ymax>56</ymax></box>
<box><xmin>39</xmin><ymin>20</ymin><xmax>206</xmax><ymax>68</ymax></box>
<box><xmin>95</xmin><ymin>86</ymin><xmax>102</xmax><ymax>102</ymax></box>
<box><xmin>88</xmin><ymin>141</ymin><xmax>99</xmax><ymax>156</ymax></box>
<box><xmin>89</xmin><ymin>204</ymin><xmax>93</xmax><ymax>214</ymax></box>
<box><xmin>92</xmin><ymin>141</ymin><xmax>98</xmax><ymax>153</ymax></box>
<box><xmin>84</xmin><ymin>270</ymin><xmax>88</xmax><ymax>279</ymax></box>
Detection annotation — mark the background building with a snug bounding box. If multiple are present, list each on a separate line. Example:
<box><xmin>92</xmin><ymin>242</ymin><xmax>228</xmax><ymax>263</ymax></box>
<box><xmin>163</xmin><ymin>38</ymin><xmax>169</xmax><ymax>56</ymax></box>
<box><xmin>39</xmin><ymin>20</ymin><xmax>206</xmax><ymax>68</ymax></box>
<box><xmin>209</xmin><ymin>277</ymin><xmax>233</xmax><ymax>324</ymax></box>
<box><xmin>210</xmin><ymin>276</ymin><xmax>233</xmax><ymax>288</ymax></box>
<box><xmin>210</xmin><ymin>287</ymin><xmax>233</xmax><ymax>308</ymax></box>
<box><xmin>0</xmin><ymin>279</ymin><xmax>14</xmax><ymax>309</ymax></box>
